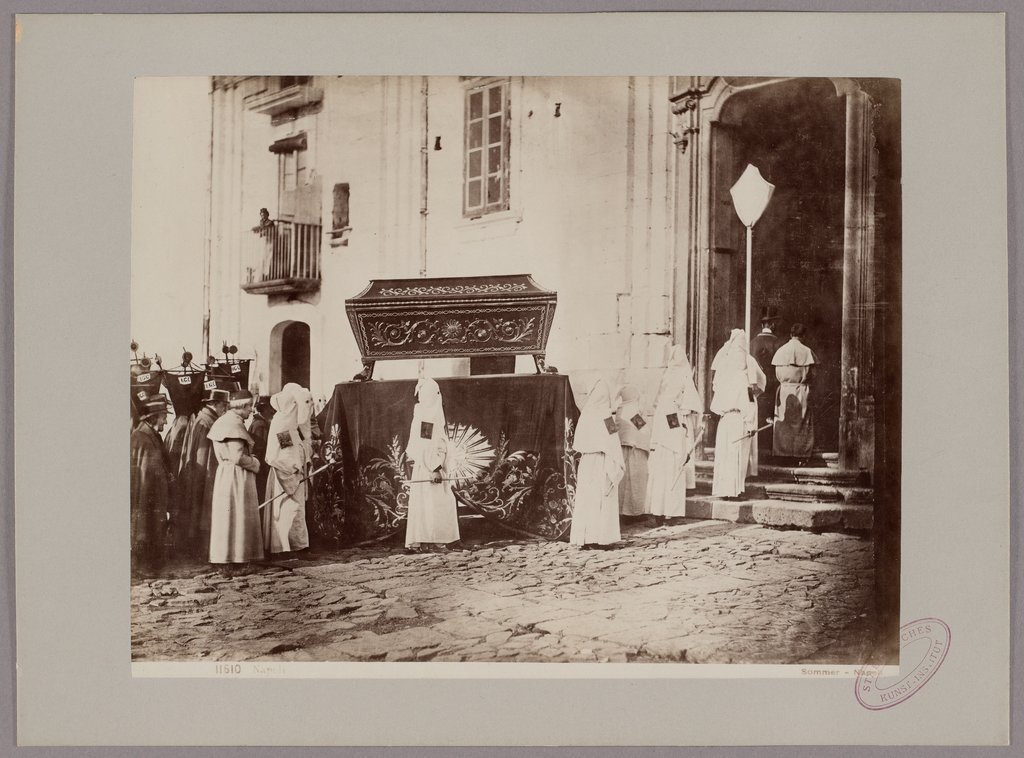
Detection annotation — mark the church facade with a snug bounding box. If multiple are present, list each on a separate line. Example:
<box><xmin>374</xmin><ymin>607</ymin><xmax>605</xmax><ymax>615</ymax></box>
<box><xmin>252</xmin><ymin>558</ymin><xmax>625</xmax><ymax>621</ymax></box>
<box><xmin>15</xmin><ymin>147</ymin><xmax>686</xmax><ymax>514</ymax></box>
<box><xmin>205</xmin><ymin>75</ymin><xmax>900</xmax><ymax>485</ymax></box>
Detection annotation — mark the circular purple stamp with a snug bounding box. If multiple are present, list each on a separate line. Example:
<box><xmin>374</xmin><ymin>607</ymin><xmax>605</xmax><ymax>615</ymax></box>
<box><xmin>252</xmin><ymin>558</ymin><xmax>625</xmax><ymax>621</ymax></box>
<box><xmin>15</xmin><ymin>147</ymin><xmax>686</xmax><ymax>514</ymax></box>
<box><xmin>855</xmin><ymin>617</ymin><xmax>951</xmax><ymax>710</ymax></box>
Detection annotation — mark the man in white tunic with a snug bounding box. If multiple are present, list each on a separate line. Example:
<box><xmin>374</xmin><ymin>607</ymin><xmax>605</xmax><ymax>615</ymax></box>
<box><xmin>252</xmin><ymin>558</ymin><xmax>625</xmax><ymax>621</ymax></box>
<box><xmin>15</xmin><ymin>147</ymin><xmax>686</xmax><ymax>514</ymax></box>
<box><xmin>264</xmin><ymin>383</ymin><xmax>312</xmax><ymax>556</ymax></box>
<box><xmin>207</xmin><ymin>390</ymin><xmax>264</xmax><ymax>571</ymax></box>
<box><xmin>569</xmin><ymin>378</ymin><xmax>624</xmax><ymax>548</ymax></box>
<box><xmin>404</xmin><ymin>377</ymin><xmax>460</xmax><ymax>551</ymax></box>
<box><xmin>711</xmin><ymin>330</ymin><xmax>766</xmax><ymax>499</ymax></box>
<box><xmin>771</xmin><ymin>323</ymin><xmax>817</xmax><ymax>460</ymax></box>
<box><xmin>645</xmin><ymin>345</ymin><xmax>703</xmax><ymax>521</ymax></box>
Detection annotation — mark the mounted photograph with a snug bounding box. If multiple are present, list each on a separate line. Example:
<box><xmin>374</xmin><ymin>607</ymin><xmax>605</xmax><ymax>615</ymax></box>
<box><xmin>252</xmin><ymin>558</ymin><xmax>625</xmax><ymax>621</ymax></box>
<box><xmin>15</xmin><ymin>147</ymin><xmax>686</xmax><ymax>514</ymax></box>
<box><xmin>129</xmin><ymin>74</ymin><xmax>901</xmax><ymax>668</ymax></box>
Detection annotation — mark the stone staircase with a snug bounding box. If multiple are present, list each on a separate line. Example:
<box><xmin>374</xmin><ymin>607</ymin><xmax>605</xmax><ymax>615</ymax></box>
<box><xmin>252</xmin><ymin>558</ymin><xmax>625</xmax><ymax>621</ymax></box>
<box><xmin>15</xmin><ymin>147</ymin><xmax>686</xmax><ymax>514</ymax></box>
<box><xmin>687</xmin><ymin>451</ymin><xmax>873</xmax><ymax>531</ymax></box>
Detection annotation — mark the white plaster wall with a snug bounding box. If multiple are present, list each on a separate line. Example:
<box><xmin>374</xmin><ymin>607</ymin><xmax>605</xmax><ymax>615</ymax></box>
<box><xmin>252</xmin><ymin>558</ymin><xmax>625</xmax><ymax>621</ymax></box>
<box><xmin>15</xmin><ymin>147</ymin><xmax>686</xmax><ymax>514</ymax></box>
<box><xmin>206</xmin><ymin>75</ymin><xmax>688</xmax><ymax>409</ymax></box>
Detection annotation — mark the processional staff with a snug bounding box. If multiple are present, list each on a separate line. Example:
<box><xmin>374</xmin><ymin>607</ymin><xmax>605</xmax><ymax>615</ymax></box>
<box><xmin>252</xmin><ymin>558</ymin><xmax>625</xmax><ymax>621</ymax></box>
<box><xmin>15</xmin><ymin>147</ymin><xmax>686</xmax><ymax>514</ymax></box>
<box><xmin>729</xmin><ymin>164</ymin><xmax>775</xmax><ymax>338</ymax></box>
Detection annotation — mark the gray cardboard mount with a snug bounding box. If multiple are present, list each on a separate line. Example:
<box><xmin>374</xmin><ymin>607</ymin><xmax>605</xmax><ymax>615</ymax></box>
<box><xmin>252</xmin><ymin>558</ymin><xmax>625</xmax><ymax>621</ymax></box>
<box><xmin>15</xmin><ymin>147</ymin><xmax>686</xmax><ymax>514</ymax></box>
<box><xmin>8</xmin><ymin>4</ymin><xmax>1016</xmax><ymax>752</ymax></box>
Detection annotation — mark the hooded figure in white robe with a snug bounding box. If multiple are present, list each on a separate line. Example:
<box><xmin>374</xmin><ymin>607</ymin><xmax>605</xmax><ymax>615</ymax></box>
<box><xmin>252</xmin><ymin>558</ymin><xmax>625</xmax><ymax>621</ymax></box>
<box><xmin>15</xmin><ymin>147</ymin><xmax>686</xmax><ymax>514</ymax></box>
<box><xmin>404</xmin><ymin>377</ymin><xmax>460</xmax><ymax>548</ymax></box>
<box><xmin>645</xmin><ymin>345</ymin><xmax>703</xmax><ymax>519</ymax></box>
<box><xmin>264</xmin><ymin>383</ymin><xmax>311</xmax><ymax>554</ymax></box>
<box><xmin>614</xmin><ymin>384</ymin><xmax>651</xmax><ymax>517</ymax></box>
<box><xmin>710</xmin><ymin>329</ymin><xmax>766</xmax><ymax>498</ymax></box>
<box><xmin>569</xmin><ymin>378</ymin><xmax>625</xmax><ymax>547</ymax></box>
<box><xmin>207</xmin><ymin>392</ymin><xmax>264</xmax><ymax>565</ymax></box>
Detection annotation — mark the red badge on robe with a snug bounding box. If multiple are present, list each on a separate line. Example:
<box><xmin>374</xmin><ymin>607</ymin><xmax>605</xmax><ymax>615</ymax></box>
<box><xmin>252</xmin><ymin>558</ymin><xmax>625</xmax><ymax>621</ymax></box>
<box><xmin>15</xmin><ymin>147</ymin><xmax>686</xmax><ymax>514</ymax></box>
<box><xmin>420</xmin><ymin>421</ymin><xmax>434</xmax><ymax>439</ymax></box>
<box><xmin>604</xmin><ymin>417</ymin><xmax>618</xmax><ymax>434</ymax></box>
<box><xmin>666</xmin><ymin>413</ymin><xmax>680</xmax><ymax>428</ymax></box>
<box><xmin>631</xmin><ymin>414</ymin><xmax>646</xmax><ymax>430</ymax></box>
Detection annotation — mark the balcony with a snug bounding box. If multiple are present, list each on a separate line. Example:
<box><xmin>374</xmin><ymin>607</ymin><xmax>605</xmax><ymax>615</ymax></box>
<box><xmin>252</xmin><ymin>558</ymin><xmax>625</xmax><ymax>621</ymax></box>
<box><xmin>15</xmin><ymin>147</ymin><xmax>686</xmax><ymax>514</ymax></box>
<box><xmin>242</xmin><ymin>219</ymin><xmax>322</xmax><ymax>296</ymax></box>
<box><xmin>244</xmin><ymin>80</ymin><xmax>323</xmax><ymax>117</ymax></box>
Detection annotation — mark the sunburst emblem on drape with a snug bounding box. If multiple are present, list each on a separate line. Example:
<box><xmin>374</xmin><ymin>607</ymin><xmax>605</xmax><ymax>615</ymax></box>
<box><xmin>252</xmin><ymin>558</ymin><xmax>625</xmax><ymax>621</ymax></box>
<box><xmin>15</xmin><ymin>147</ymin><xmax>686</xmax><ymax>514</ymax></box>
<box><xmin>444</xmin><ymin>423</ymin><xmax>497</xmax><ymax>483</ymax></box>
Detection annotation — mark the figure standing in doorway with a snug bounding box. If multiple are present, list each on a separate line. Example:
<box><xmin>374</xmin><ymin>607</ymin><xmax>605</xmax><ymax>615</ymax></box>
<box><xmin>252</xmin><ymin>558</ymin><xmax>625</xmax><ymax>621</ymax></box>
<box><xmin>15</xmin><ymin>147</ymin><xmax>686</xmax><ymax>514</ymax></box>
<box><xmin>771</xmin><ymin>323</ymin><xmax>817</xmax><ymax>461</ymax></box>
<box><xmin>710</xmin><ymin>329</ymin><xmax>766</xmax><ymax>499</ymax></box>
<box><xmin>749</xmin><ymin>306</ymin><xmax>782</xmax><ymax>462</ymax></box>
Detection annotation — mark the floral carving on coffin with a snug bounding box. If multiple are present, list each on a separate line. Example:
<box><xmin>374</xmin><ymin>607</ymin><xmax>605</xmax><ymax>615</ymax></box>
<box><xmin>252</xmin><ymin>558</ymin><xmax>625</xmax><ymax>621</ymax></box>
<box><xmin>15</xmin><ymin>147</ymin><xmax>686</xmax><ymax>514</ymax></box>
<box><xmin>367</xmin><ymin>317</ymin><xmax>536</xmax><ymax>349</ymax></box>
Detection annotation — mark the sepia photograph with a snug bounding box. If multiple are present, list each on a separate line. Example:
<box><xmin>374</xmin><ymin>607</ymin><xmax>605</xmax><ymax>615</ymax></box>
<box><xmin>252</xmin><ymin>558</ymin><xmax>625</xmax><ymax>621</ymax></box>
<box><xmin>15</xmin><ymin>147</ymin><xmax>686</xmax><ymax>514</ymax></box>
<box><xmin>129</xmin><ymin>74</ymin><xmax>901</xmax><ymax>668</ymax></box>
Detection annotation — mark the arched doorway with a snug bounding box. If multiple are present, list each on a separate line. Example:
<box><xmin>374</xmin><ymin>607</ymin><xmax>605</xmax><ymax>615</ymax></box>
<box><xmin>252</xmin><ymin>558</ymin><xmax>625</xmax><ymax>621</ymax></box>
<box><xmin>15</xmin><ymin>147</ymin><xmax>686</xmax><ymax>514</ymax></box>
<box><xmin>707</xmin><ymin>78</ymin><xmax>846</xmax><ymax>456</ymax></box>
<box><xmin>674</xmin><ymin>76</ymin><xmax>895</xmax><ymax>475</ymax></box>
<box><xmin>270</xmin><ymin>320</ymin><xmax>310</xmax><ymax>392</ymax></box>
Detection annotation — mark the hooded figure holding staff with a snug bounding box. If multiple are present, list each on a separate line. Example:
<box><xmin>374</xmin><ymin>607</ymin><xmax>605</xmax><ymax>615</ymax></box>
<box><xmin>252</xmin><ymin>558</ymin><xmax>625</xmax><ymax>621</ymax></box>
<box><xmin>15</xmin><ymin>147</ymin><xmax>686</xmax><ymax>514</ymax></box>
<box><xmin>264</xmin><ymin>383</ymin><xmax>312</xmax><ymax>556</ymax></box>
<box><xmin>570</xmin><ymin>378</ymin><xmax>625</xmax><ymax>548</ymax></box>
<box><xmin>710</xmin><ymin>329</ymin><xmax>766</xmax><ymax>499</ymax></box>
<box><xmin>645</xmin><ymin>345</ymin><xmax>703</xmax><ymax>522</ymax></box>
<box><xmin>404</xmin><ymin>376</ymin><xmax>460</xmax><ymax>552</ymax></box>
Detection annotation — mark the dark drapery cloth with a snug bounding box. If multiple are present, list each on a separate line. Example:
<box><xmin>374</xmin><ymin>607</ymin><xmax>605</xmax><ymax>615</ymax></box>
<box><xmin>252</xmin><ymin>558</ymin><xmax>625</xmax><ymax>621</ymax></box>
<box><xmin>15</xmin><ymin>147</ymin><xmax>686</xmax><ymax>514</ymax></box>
<box><xmin>174</xmin><ymin>405</ymin><xmax>219</xmax><ymax>557</ymax></box>
<box><xmin>206</xmin><ymin>359</ymin><xmax>251</xmax><ymax>390</ymax></box>
<box><xmin>164</xmin><ymin>413</ymin><xmax>192</xmax><ymax>477</ymax></box>
<box><xmin>130</xmin><ymin>368</ymin><xmax>163</xmax><ymax>412</ymax></box>
<box><xmin>130</xmin><ymin>422</ymin><xmax>173</xmax><ymax>573</ymax></box>
<box><xmin>311</xmin><ymin>374</ymin><xmax>580</xmax><ymax>545</ymax></box>
<box><xmin>164</xmin><ymin>369</ymin><xmax>207</xmax><ymax>417</ymax></box>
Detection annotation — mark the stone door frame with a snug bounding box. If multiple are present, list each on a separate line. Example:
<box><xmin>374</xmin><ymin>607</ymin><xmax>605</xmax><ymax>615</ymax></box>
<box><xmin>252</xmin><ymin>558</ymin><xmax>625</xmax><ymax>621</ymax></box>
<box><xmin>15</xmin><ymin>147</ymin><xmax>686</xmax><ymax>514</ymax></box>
<box><xmin>670</xmin><ymin>75</ymin><xmax>879</xmax><ymax>475</ymax></box>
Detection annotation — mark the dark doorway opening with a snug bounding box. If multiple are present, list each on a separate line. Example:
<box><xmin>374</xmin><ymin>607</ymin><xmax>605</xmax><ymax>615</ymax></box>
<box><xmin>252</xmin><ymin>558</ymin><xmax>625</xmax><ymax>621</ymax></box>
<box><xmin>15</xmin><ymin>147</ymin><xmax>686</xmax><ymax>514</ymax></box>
<box><xmin>706</xmin><ymin>78</ymin><xmax>845</xmax><ymax>456</ymax></box>
<box><xmin>280</xmin><ymin>321</ymin><xmax>310</xmax><ymax>389</ymax></box>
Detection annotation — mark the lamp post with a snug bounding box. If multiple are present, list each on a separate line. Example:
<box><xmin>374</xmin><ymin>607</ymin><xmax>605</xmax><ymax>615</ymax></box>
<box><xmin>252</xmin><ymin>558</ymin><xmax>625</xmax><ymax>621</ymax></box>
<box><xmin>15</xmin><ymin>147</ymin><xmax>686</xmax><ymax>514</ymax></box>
<box><xmin>729</xmin><ymin>164</ymin><xmax>775</xmax><ymax>338</ymax></box>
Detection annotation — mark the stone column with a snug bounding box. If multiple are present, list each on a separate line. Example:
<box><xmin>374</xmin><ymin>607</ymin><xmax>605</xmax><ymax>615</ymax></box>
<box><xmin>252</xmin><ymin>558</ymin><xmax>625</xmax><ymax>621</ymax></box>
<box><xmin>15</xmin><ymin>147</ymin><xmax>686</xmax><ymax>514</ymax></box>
<box><xmin>839</xmin><ymin>85</ymin><xmax>877</xmax><ymax>474</ymax></box>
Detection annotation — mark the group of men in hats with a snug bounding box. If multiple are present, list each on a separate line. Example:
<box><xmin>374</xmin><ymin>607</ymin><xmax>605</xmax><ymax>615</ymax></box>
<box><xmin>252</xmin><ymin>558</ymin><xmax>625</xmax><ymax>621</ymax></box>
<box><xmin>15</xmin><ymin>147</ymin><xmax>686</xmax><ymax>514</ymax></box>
<box><xmin>129</xmin><ymin>382</ymin><xmax>314</xmax><ymax>577</ymax></box>
<box><xmin>749</xmin><ymin>305</ymin><xmax>818</xmax><ymax>461</ymax></box>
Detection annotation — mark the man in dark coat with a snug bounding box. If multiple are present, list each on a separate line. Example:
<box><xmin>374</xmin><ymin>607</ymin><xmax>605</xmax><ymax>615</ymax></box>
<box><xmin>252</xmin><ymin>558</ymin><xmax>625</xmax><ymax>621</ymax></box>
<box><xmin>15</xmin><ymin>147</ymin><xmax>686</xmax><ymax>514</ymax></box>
<box><xmin>175</xmin><ymin>388</ymin><xmax>229</xmax><ymax>559</ymax></box>
<box><xmin>130</xmin><ymin>395</ymin><xmax>173</xmax><ymax>576</ymax></box>
<box><xmin>749</xmin><ymin>306</ymin><xmax>782</xmax><ymax>458</ymax></box>
<box><xmin>248</xmin><ymin>395</ymin><xmax>274</xmax><ymax>503</ymax></box>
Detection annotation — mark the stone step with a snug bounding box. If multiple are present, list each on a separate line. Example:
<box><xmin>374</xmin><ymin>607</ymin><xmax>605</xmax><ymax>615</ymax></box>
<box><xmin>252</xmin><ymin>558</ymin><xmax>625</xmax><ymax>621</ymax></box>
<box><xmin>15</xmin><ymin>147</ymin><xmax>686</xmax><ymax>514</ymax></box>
<box><xmin>695</xmin><ymin>460</ymin><xmax>865</xmax><ymax>486</ymax></box>
<box><xmin>703</xmin><ymin>448</ymin><xmax>840</xmax><ymax>468</ymax></box>
<box><xmin>692</xmin><ymin>474</ymin><xmax>874</xmax><ymax>505</ymax></box>
<box><xmin>685</xmin><ymin>495</ymin><xmax>873</xmax><ymax>531</ymax></box>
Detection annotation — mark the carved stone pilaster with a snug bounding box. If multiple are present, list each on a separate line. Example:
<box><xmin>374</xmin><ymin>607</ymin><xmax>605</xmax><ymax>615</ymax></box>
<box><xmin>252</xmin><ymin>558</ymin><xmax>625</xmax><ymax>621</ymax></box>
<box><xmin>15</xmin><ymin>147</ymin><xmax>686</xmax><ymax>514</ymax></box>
<box><xmin>669</xmin><ymin>77</ymin><xmax>716</xmax><ymax>154</ymax></box>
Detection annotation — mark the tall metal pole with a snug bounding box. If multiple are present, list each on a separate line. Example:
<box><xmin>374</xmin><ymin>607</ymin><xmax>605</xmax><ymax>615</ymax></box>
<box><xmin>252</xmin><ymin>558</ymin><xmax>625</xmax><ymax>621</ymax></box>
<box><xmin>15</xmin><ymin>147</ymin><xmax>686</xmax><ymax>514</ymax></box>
<box><xmin>744</xmin><ymin>225</ymin><xmax>753</xmax><ymax>339</ymax></box>
<box><xmin>202</xmin><ymin>78</ymin><xmax>215</xmax><ymax>361</ymax></box>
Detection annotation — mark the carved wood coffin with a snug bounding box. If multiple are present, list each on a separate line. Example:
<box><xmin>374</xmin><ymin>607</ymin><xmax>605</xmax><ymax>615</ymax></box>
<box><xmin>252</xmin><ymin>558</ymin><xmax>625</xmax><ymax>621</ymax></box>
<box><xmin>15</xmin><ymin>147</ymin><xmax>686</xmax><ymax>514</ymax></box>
<box><xmin>345</xmin><ymin>274</ymin><xmax>557</xmax><ymax>361</ymax></box>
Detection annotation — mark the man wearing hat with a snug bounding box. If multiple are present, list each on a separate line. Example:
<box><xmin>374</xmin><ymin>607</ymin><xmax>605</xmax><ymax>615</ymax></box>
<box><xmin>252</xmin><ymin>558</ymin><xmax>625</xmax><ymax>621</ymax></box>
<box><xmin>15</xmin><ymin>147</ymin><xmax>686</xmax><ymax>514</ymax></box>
<box><xmin>130</xmin><ymin>395</ymin><xmax>173</xmax><ymax>576</ymax></box>
<box><xmin>750</xmin><ymin>305</ymin><xmax>783</xmax><ymax>460</ymax></box>
<box><xmin>175</xmin><ymin>387</ymin><xmax>229</xmax><ymax>560</ymax></box>
<box><xmin>207</xmin><ymin>389</ymin><xmax>264</xmax><ymax>572</ymax></box>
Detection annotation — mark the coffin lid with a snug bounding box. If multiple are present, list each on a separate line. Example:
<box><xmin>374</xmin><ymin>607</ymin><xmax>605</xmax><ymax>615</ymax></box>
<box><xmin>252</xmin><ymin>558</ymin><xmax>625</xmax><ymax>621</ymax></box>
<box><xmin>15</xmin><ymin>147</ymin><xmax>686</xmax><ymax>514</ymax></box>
<box><xmin>346</xmin><ymin>274</ymin><xmax>554</xmax><ymax>304</ymax></box>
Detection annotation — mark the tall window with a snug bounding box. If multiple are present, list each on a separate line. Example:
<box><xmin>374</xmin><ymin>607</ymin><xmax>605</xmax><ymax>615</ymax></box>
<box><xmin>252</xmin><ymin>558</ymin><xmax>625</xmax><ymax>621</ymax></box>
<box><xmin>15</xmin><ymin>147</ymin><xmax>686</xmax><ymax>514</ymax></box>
<box><xmin>279</xmin><ymin>146</ymin><xmax>308</xmax><ymax>194</ymax></box>
<box><xmin>464</xmin><ymin>78</ymin><xmax>510</xmax><ymax>217</ymax></box>
<box><xmin>268</xmin><ymin>132</ymin><xmax>313</xmax><ymax>220</ymax></box>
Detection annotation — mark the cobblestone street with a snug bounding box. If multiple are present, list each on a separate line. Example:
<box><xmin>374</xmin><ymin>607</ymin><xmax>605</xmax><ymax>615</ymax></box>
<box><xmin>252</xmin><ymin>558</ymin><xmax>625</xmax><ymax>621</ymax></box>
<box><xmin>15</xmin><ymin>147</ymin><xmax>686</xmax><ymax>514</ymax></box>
<box><xmin>131</xmin><ymin>520</ymin><xmax>876</xmax><ymax>665</ymax></box>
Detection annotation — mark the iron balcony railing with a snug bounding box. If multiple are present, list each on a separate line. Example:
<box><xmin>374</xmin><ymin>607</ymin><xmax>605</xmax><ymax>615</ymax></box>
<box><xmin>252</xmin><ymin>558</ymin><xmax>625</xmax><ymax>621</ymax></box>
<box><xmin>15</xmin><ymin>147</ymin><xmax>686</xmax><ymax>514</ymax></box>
<box><xmin>243</xmin><ymin>219</ymin><xmax>322</xmax><ymax>294</ymax></box>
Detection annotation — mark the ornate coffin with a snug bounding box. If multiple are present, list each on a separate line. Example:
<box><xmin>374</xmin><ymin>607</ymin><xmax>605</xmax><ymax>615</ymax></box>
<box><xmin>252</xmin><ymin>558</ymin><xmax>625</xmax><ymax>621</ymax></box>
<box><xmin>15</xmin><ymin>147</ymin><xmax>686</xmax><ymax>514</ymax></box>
<box><xmin>344</xmin><ymin>274</ymin><xmax>557</xmax><ymax>379</ymax></box>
